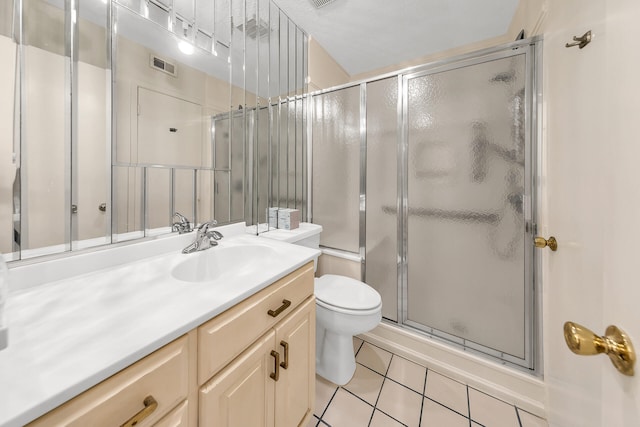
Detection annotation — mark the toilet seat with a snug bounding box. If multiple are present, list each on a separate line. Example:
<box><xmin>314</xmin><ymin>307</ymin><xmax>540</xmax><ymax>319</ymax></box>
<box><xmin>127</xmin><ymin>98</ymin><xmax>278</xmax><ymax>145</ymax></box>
<box><xmin>315</xmin><ymin>275</ymin><xmax>382</xmax><ymax>315</ymax></box>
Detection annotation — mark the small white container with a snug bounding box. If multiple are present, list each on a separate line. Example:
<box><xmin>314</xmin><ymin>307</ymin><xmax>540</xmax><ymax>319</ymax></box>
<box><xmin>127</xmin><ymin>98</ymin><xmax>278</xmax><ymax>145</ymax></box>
<box><xmin>267</xmin><ymin>207</ymin><xmax>279</xmax><ymax>228</ymax></box>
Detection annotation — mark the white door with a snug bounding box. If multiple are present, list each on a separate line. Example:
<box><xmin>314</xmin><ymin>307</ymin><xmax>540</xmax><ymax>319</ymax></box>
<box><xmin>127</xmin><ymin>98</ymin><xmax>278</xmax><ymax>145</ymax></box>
<box><xmin>544</xmin><ymin>0</ymin><xmax>640</xmax><ymax>426</ymax></box>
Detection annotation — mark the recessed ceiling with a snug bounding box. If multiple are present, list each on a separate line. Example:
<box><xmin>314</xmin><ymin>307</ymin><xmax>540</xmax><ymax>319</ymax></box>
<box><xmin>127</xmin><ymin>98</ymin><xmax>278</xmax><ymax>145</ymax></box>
<box><xmin>274</xmin><ymin>0</ymin><xmax>520</xmax><ymax>76</ymax></box>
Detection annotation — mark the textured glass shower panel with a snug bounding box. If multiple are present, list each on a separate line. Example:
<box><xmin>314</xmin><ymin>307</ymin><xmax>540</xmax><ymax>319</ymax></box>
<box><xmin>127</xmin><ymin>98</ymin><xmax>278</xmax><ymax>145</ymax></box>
<box><xmin>365</xmin><ymin>77</ymin><xmax>398</xmax><ymax>321</ymax></box>
<box><xmin>230</xmin><ymin>111</ymin><xmax>245</xmax><ymax>221</ymax></box>
<box><xmin>279</xmin><ymin>101</ymin><xmax>289</xmax><ymax>207</ymax></box>
<box><xmin>406</xmin><ymin>55</ymin><xmax>527</xmax><ymax>358</ymax></box>
<box><xmin>256</xmin><ymin>107</ymin><xmax>269</xmax><ymax>224</ymax></box>
<box><xmin>312</xmin><ymin>86</ymin><xmax>360</xmax><ymax>253</ymax></box>
<box><xmin>197</xmin><ymin>169</ymin><xmax>214</xmax><ymax>224</ymax></box>
<box><xmin>214</xmin><ymin>170</ymin><xmax>231</xmax><ymax>224</ymax></box>
<box><xmin>295</xmin><ymin>97</ymin><xmax>304</xmax><ymax>213</ymax></box>
<box><xmin>287</xmin><ymin>98</ymin><xmax>296</xmax><ymax>207</ymax></box>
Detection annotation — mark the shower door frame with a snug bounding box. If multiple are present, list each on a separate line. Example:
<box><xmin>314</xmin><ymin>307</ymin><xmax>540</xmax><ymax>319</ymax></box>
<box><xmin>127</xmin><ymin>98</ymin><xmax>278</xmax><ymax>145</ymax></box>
<box><xmin>307</xmin><ymin>36</ymin><xmax>543</xmax><ymax>372</ymax></box>
<box><xmin>398</xmin><ymin>41</ymin><xmax>542</xmax><ymax>371</ymax></box>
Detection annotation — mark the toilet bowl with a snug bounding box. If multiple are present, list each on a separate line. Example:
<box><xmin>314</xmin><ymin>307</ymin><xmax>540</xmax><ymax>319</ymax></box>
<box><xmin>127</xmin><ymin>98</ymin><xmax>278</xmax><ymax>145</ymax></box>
<box><xmin>315</xmin><ymin>274</ymin><xmax>382</xmax><ymax>385</ymax></box>
<box><xmin>258</xmin><ymin>222</ymin><xmax>382</xmax><ymax>385</ymax></box>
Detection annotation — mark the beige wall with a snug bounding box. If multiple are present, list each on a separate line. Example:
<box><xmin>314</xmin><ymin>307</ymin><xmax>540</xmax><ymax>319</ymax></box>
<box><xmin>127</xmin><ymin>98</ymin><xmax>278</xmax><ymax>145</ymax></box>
<box><xmin>308</xmin><ymin>38</ymin><xmax>350</xmax><ymax>91</ymax></box>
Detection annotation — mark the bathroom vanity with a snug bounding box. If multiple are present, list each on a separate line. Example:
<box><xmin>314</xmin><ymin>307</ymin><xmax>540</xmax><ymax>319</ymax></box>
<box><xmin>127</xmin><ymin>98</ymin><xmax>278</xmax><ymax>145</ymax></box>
<box><xmin>0</xmin><ymin>223</ymin><xmax>319</xmax><ymax>427</ymax></box>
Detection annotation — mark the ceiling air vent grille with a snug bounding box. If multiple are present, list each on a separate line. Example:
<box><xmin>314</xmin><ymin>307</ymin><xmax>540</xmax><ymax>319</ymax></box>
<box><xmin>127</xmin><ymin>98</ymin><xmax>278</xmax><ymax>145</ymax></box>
<box><xmin>308</xmin><ymin>0</ymin><xmax>338</xmax><ymax>8</ymax></box>
<box><xmin>149</xmin><ymin>55</ymin><xmax>177</xmax><ymax>77</ymax></box>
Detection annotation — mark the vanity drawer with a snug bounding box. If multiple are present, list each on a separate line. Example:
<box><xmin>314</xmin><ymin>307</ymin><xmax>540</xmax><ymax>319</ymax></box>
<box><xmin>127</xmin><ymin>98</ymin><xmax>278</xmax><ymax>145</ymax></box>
<box><xmin>29</xmin><ymin>335</ymin><xmax>189</xmax><ymax>427</ymax></box>
<box><xmin>198</xmin><ymin>261</ymin><xmax>314</xmax><ymax>384</ymax></box>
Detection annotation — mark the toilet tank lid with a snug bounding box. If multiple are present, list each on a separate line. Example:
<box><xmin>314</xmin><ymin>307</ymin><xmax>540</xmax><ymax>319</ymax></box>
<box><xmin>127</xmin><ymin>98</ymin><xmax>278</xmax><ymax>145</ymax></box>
<box><xmin>315</xmin><ymin>274</ymin><xmax>381</xmax><ymax>310</ymax></box>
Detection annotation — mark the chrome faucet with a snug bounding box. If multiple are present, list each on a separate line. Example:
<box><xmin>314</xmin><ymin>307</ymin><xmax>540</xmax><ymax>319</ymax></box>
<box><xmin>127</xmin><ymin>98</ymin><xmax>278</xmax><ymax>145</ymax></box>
<box><xmin>172</xmin><ymin>212</ymin><xmax>193</xmax><ymax>234</ymax></box>
<box><xmin>182</xmin><ymin>220</ymin><xmax>223</xmax><ymax>254</ymax></box>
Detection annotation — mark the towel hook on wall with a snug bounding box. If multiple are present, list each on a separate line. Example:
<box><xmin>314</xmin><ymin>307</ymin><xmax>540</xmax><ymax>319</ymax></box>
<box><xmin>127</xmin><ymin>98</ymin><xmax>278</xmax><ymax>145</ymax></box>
<box><xmin>566</xmin><ymin>30</ymin><xmax>592</xmax><ymax>49</ymax></box>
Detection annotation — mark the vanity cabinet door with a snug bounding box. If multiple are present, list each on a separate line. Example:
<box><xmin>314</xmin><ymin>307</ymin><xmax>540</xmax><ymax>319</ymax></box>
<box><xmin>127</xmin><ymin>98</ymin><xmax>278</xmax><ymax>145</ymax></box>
<box><xmin>199</xmin><ymin>330</ymin><xmax>276</xmax><ymax>427</ymax></box>
<box><xmin>274</xmin><ymin>297</ymin><xmax>316</xmax><ymax>427</ymax></box>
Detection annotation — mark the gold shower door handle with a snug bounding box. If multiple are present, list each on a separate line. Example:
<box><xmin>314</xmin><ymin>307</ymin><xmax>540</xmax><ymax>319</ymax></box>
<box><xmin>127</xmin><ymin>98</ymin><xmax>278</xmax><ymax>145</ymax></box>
<box><xmin>563</xmin><ymin>322</ymin><xmax>636</xmax><ymax>376</ymax></box>
<box><xmin>534</xmin><ymin>236</ymin><xmax>558</xmax><ymax>251</ymax></box>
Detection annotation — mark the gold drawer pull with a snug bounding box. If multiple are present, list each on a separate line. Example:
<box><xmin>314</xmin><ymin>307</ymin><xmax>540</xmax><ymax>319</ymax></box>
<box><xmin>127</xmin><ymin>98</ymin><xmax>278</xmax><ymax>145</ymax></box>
<box><xmin>120</xmin><ymin>395</ymin><xmax>158</xmax><ymax>427</ymax></box>
<box><xmin>270</xmin><ymin>350</ymin><xmax>280</xmax><ymax>381</ymax></box>
<box><xmin>280</xmin><ymin>340</ymin><xmax>289</xmax><ymax>369</ymax></box>
<box><xmin>268</xmin><ymin>299</ymin><xmax>291</xmax><ymax>317</ymax></box>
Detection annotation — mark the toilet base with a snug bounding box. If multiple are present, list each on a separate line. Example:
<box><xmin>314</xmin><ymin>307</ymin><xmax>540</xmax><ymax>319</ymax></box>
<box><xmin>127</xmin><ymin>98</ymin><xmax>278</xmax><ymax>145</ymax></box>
<box><xmin>316</xmin><ymin>329</ymin><xmax>357</xmax><ymax>386</ymax></box>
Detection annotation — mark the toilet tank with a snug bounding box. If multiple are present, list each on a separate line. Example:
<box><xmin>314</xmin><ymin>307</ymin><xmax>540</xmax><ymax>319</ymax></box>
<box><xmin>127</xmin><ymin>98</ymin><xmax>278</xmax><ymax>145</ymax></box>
<box><xmin>259</xmin><ymin>223</ymin><xmax>322</xmax><ymax>269</ymax></box>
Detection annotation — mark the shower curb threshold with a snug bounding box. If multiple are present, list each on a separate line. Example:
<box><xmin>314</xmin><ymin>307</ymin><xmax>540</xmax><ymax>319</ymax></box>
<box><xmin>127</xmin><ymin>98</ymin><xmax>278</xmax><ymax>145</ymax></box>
<box><xmin>360</xmin><ymin>322</ymin><xmax>546</xmax><ymax>418</ymax></box>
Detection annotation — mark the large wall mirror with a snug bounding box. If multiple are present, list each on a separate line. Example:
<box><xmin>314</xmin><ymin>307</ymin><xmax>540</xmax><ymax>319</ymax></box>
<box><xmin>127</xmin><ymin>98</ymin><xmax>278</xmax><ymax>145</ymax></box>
<box><xmin>0</xmin><ymin>0</ymin><xmax>308</xmax><ymax>262</ymax></box>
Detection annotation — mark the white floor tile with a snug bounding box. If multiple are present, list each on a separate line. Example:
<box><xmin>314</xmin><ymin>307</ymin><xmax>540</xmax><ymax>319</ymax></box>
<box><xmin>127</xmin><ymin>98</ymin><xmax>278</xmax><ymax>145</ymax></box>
<box><xmin>370</xmin><ymin>409</ymin><xmax>405</xmax><ymax>427</ymax></box>
<box><xmin>355</xmin><ymin>342</ymin><xmax>393</xmax><ymax>375</ymax></box>
<box><xmin>376</xmin><ymin>379</ymin><xmax>422</xmax><ymax>427</ymax></box>
<box><xmin>353</xmin><ymin>336</ymin><xmax>364</xmax><ymax>354</ymax></box>
<box><xmin>315</xmin><ymin>374</ymin><xmax>338</xmax><ymax>417</ymax></box>
<box><xmin>421</xmin><ymin>398</ymin><xmax>470</xmax><ymax>427</ymax></box>
<box><xmin>424</xmin><ymin>370</ymin><xmax>469</xmax><ymax>417</ymax></box>
<box><xmin>468</xmin><ymin>387</ymin><xmax>519</xmax><ymax>427</ymax></box>
<box><xmin>386</xmin><ymin>356</ymin><xmax>426</xmax><ymax>394</ymax></box>
<box><xmin>343</xmin><ymin>363</ymin><xmax>385</xmax><ymax>405</ymax></box>
<box><xmin>322</xmin><ymin>388</ymin><xmax>374</xmax><ymax>427</ymax></box>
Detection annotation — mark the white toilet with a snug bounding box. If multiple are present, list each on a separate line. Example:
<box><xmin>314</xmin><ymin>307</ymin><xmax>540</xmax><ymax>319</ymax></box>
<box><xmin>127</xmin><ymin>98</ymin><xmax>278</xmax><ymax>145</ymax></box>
<box><xmin>260</xmin><ymin>223</ymin><xmax>382</xmax><ymax>385</ymax></box>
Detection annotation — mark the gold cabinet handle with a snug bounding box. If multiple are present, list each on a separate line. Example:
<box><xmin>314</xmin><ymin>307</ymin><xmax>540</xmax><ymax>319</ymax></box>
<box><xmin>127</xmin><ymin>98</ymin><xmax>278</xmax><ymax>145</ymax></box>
<box><xmin>280</xmin><ymin>340</ymin><xmax>289</xmax><ymax>370</ymax></box>
<box><xmin>564</xmin><ymin>322</ymin><xmax>636</xmax><ymax>376</ymax></box>
<box><xmin>270</xmin><ymin>350</ymin><xmax>280</xmax><ymax>381</ymax></box>
<box><xmin>268</xmin><ymin>299</ymin><xmax>291</xmax><ymax>317</ymax></box>
<box><xmin>534</xmin><ymin>236</ymin><xmax>558</xmax><ymax>251</ymax></box>
<box><xmin>120</xmin><ymin>395</ymin><xmax>158</xmax><ymax>427</ymax></box>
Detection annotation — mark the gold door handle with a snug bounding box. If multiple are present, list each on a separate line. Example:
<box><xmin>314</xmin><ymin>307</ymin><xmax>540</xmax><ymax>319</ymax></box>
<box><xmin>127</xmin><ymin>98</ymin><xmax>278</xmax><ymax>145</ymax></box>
<box><xmin>268</xmin><ymin>299</ymin><xmax>291</xmax><ymax>317</ymax></box>
<box><xmin>280</xmin><ymin>340</ymin><xmax>289</xmax><ymax>369</ymax></box>
<box><xmin>534</xmin><ymin>236</ymin><xmax>558</xmax><ymax>251</ymax></box>
<box><xmin>564</xmin><ymin>322</ymin><xmax>636</xmax><ymax>376</ymax></box>
<box><xmin>270</xmin><ymin>350</ymin><xmax>280</xmax><ymax>381</ymax></box>
<box><xmin>120</xmin><ymin>395</ymin><xmax>158</xmax><ymax>427</ymax></box>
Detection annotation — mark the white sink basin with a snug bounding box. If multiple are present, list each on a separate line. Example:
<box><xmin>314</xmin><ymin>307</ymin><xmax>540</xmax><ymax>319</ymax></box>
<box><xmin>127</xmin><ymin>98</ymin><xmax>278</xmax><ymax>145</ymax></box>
<box><xmin>171</xmin><ymin>244</ymin><xmax>277</xmax><ymax>283</ymax></box>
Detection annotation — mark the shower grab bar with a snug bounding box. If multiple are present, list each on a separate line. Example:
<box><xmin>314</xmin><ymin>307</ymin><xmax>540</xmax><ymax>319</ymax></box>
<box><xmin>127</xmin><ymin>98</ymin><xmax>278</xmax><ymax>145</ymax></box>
<box><xmin>381</xmin><ymin>206</ymin><xmax>499</xmax><ymax>224</ymax></box>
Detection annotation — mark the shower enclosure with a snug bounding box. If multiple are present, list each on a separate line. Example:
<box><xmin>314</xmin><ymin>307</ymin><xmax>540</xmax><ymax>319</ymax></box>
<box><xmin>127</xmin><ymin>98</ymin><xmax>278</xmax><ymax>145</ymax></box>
<box><xmin>311</xmin><ymin>38</ymin><xmax>542</xmax><ymax>370</ymax></box>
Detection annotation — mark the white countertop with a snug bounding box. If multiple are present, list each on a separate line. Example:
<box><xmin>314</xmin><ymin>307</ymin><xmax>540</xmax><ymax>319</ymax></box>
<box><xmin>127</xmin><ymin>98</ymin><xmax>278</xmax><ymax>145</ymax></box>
<box><xmin>0</xmin><ymin>224</ymin><xmax>320</xmax><ymax>427</ymax></box>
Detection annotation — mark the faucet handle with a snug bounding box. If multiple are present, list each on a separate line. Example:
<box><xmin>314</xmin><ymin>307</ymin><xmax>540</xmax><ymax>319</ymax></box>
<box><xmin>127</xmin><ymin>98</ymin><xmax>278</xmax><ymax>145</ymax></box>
<box><xmin>172</xmin><ymin>212</ymin><xmax>193</xmax><ymax>234</ymax></box>
<box><xmin>197</xmin><ymin>220</ymin><xmax>218</xmax><ymax>234</ymax></box>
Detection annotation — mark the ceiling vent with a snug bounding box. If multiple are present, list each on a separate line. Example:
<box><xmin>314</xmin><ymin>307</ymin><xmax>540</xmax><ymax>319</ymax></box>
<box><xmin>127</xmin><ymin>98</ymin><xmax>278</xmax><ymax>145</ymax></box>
<box><xmin>236</xmin><ymin>17</ymin><xmax>270</xmax><ymax>40</ymax></box>
<box><xmin>149</xmin><ymin>55</ymin><xmax>177</xmax><ymax>77</ymax></box>
<box><xmin>308</xmin><ymin>0</ymin><xmax>338</xmax><ymax>8</ymax></box>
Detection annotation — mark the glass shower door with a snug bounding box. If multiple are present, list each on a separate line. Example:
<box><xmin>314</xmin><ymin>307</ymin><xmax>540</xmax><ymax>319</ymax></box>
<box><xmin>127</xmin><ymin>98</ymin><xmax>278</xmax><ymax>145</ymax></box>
<box><xmin>403</xmin><ymin>51</ymin><xmax>534</xmax><ymax>367</ymax></box>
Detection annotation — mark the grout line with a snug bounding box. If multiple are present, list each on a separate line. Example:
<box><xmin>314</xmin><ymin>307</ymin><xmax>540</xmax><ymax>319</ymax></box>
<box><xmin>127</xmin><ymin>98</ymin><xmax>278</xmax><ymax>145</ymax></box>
<box><xmin>467</xmin><ymin>385</ymin><xmax>472</xmax><ymax>422</ymax></box>
<box><xmin>374</xmin><ymin>407</ymin><xmax>409</xmax><ymax>426</ymax></box>
<box><xmin>423</xmin><ymin>395</ymin><xmax>473</xmax><ymax>421</ymax></box>
<box><xmin>319</xmin><ymin>384</ymin><xmax>340</xmax><ymax>421</ymax></box>
<box><xmin>418</xmin><ymin>368</ymin><xmax>428</xmax><ymax>426</ymax></box>
<box><xmin>515</xmin><ymin>406</ymin><xmax>523</xmax><ymax>427</ymax></box>
<box><xmin>385</xmin><ymin>376</ymin><xmax>425</xmax><ymax>396</ymax></box>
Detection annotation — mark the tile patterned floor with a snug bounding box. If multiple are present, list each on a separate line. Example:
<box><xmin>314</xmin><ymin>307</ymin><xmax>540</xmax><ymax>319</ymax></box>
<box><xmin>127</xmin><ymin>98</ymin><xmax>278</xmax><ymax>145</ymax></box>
<box><xmin>307</xmin><ymin>337</ymin><xmax>548</xmax><ymax>427</ymax></box>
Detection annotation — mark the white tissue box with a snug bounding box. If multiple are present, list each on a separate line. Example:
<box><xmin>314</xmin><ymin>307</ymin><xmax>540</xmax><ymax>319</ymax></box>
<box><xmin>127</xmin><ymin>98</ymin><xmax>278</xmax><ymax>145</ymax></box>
<box><xmin>277</xmin><ymin>208</ymin><xmax>300</xmax><ymax>230</ymax></box>
<box><xmin>267</xmin><ymin>207</ymin><xmax>279</xmax><ymax>228</ymax></box>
